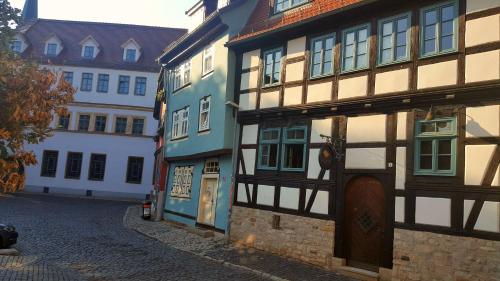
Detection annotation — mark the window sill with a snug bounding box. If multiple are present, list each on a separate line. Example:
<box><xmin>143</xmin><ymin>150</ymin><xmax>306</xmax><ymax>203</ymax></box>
<box><xmin>64</xmin><ymin>177</ymin><xmax>81</xmax><ymax>180</ymax></box>
<box><xmin>117</xmin><ymin>92</ymin><xmax>129</xmax><ymax>95</ymax></box>
<box><xmin>171</xmin><ymin>135</ymin><xmax>189</xmax><ymax>142</ymax></box>
<box><xmin>376</xmin><ymin>58</ymin><xmax>411</xmax><ymax>68</ymax></box>
<box><xmin>413</xmin><ymin>171</ymin><xmax>456</xmax><ymax>177</ymax></box>
<box><xmin>96</xmin><ymin>91</ymin><xmax>108</xmax><ymax>94</ymax></box>
<box><xmin>309</xmin><ymin>73</ymin><xmax>334</xmax><ymax>81</ymax></box>
<box><xmin>198</xmin><ymin>129</ymin><xmax>210</xmax><ymax>135</ymax></box>
<box><xmin>126</xmin><ymin>181</ymin><xmax>142</xmax><ymax>185</ymax></box>
<box><xmin>134</xmin><ymin>93</ymin><xmax>146</xmax><ymax>96</ymax></box>
<box><xmin>201</xmin><ymin>70</ymin><xmax>214</xmax><ymax>80</ymax></box>
<box><xmin>419</xmin><ymin>49</ymin><xmax>458</xmax><ymax>60</ymax></box>
<box><xmin>339</xmin><ymin>66</ymin><xmax>370</xmax><ymax>76</ymax></box>
<box><xmin>261</xmin><ymin>83</ymin><xmax>281</xmax><ymax>89</ymax></box>
<box><xmin>88</xmin><ymin>178</ymin><xmax>104</xmax><ymax>182</ymax></box>
<box><xmin>173</xmin><ymin>82</ymin><xmax>192</xmax><ymax>94</ymax></box>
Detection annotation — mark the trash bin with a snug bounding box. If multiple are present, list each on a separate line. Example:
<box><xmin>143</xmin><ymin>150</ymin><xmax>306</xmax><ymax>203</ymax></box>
<box><xmin>142</xmin><ymin>200</ymin><xmax>152</xmax><ymax>220</ymax></box>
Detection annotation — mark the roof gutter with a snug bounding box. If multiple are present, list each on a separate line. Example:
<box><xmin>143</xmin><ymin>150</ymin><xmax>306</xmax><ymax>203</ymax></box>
<box><xmin>225</xmin><ymin>0</ymin><xmax>378</xmax><ymax>48</ymax></box>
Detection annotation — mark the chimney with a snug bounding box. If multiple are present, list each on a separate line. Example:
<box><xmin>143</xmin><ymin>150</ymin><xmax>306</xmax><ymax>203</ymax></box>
<box><xmin>22</xmin><ymin>0</ymin><xmax>38</xmax><ymax>22</ymax></box>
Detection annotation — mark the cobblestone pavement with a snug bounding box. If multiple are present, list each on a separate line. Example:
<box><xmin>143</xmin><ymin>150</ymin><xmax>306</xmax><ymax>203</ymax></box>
<box><xmin>0</xmin><ymin>193</ymin><xmax>269</xmax><ymax>281</ymax></box>
<box><xmin>125</xmin><ymin>206</ymin><xmax>356</xmax><ymax>281</ymax></box>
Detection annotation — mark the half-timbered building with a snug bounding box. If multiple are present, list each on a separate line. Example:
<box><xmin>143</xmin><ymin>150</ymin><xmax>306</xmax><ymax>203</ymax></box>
<box><xmin>227</xmin><ymin>0</ymin><xmax>500</xmax><ymax>280</ymax></box>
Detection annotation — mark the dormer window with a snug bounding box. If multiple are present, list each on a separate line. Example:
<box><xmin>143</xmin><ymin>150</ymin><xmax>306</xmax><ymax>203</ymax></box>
<box><xmin>125</xmin><ymin>49</ymin><xmax>136</xmax><ymax>62</ymax></box>
<box><xmin>46</xmin><ymin>43</ymin><xmax>58</xmax><ymax>56</ymax></box>
<box><xmin>274</xmin><ymin>0</ymin><xmax>308</xmax><ymax>13</ymax></box>
<box><xmin>10</xmin><ymin>40</ymin><xmax>22</xmax><ymax>53</ymax></box>
<box><xmin>83</xmin><ymin>46</ymin><xmax>95</xmax><ymax>59</ymax></box>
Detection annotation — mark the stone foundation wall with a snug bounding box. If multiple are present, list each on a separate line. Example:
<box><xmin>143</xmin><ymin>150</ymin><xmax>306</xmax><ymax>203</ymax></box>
<box><xmin>393</xmin><ymin>229</ymin><xmax>500</xmax><ymax>281</ymax></box>
<box><xmin>230</xmin><ymin>206</ymin><xmax>336</xmax><ymax>268</ymax></box>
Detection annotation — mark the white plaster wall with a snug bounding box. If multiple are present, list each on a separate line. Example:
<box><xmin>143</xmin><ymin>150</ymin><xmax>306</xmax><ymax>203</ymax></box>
<box><xmin>397</xmin><ymin>112</ymin><xmax>407</xmax><ymax>140</ymax></box>
<box><xmin>242</xmin><ymin>49</ymin><xmax>261</xmax><ymax>69</ymax></box>
<box><xmin>307</xmin><ymin>149</ymin><xmax>330</xmax><ymax>179</ymax></box>
<box><xmin>338</xmin><ymin>75</ymin><xmax>368</xmax><ymax>99</ymax></box>
<box><xmin>396</xmin><ymin>147</ymin><xmax>406</xmax><ymax>190</ymax></box>
<box><xmin>237</xmin><ymin>183</ymin><xmax>253</xmax><ymax>203</ymax></box>
<box><xmin>307</xmin><ymin>82</ymin><xmax>332</xmax><ymax>103</ymax></box>
<box><xmin>475</xmin><ymin>201</ymin><xmax>500</xmax><ymax>232</ymax></box>
<box><xmin>241</xmin><ymin>149</ymin><xmax>256</xmax><ymax>175</ymax></box>
<box><xmin>466</xmin><ymin>105</ymin><xmax>500</xmax><ymax>137</ymax></box>
<box><xmin>345</xmin><ymin>148</ymin><xmax>386</xmax><ymax>169</ymax></box>
<box><xmin>305</xmin><ymin>189</ymin><xmax>329</xmax><ymax>214</ymax></box>
<box><xmin>241</xmin><ymin>124</ymin><xmax>259</xmax><ymax>145</ymax></box>
<box><xmin>465</xmin><ymin>15</ymin><xmax>500</xmax><ymax>47</ymax></box>
<box><xmin>415</xmin><ymin>197</ymin><xmax>451</xmax><ymax>227</ymax></box>
<box><xmin>287</xmin><ymin>36</ymin><xmax>306</xmax><ymax>58</ymax></box>
<box><xmin>240</xmin><ymin>70</ymin><xmax>259</xmax><ymax>90</ymax></box>
<box><xmin>239</xmin><ymin>92</ymin><xmax>257</xmax><ymax>111</ymax></box>
<box><xmin>260</xmin><ymin>90</ymin><xmax>280</xmax><ymax>108</ymax></box>
<box><xmin>24</xmin><ymin>131</ymin><xmax>154</xmax><ymax>195</ymax></box>
<box><xmin>44</xmin><ymin>65</ymin><xmax>157</xmax><ymax>109</ymax></box>
<box><xmin>465</xmin><ymin>50</ymin><xmax>500</xmax><ymax>83</ymax></box>
<box><xmin>374</xmin><ymin>68</ymin><xmax>409</xmax><ymax>95</ymax></box>
<box><xmin>464</xmin><ymin>199</ymin><xmax>474</xmax><ymax>227</ymax></box>
<box><xmin>395</xmin><ymin>196</ymin><xmax>405</xmax><ymax>223</ymax></box>
<box><xmin>310</xmin><ymin>118</ymin><xmax>332</xmax><ymax>143</ymax></box>
<box><xmin>466</xmin><ymin>0</ymin><xmax>500</xmax><ymax>13</ymax></box>
<box><xmin>285</xmin><ymin>61</ymin><xmax>304</xmax><ymax>81</ymax></box>
<box><xmin>417</xmin><ymin>60</ymin><xmax>458</xmax><ymax>89</ymax></box>
<box><xmin>346</xmin><ymin>115</ymin><xmax>386</xmax><ymax>143</ymax></box>
<box><xmin>279</xmin><ymin>187</ymin><xmax>300</xmax><ymax>210</ymax></box>
<box><xmin>464</xmin><ymin>144</ymin><xmax>497</xmax><ymax>185</ymax></box>
<box><xmin>257</xmin><ymin>185</ymin><xmax>274</xmax><ymax>206</ymax></box>
<box><xmin>283</xmin><ymin>86</ymin><xmax>302</xmax><ymax>106</ymax></box>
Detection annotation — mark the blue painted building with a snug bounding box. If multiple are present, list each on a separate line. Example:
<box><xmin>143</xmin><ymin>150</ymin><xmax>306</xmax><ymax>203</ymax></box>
<box><xmin>158</xmin><ymin>0</ymin><xmax>257</xmax><ymax>232</ymax></box>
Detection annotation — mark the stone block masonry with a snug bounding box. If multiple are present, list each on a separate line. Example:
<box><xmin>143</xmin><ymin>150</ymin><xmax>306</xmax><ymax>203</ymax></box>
<box><xmin>392</xmin><ymin>229</ymin><xmax>500</xmax><ymax>281</ymax></box>
<box><xmin>230</xmin><ymin>206</ymin><xmax>335</xmax><ymax>269</ymax></box>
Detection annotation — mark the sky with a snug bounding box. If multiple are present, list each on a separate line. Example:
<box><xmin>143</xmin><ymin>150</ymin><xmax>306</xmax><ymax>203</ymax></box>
<box><xmin>9</xmin><ymin>0</ymin><xmax>199</xmax><ymax>29</ymax></box>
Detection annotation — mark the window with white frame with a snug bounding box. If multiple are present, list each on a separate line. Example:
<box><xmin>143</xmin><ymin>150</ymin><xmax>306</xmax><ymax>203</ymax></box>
<box><xmin>342</xmin><ymin>24</ymin><xmax>370</xmax><ymax>72</ymax></box>
<box><xmin>46</xmin><ymin>43</ymin><xmax>58</xmax><ymax>56</ymax></box>
<box><xmin>83</xmin><ymin>46</ymin><xmax>95</xmax><ymax>59</ymax></box>
<box><xmin>173</xmin><ymin>60</ymin><xmax>191</xmax><ymax>91</ymax></box>
<box><xmin>171</xmin><ymin>166</ymin><xmax>194</xmax><ymax>198</ymax></box>
<box><xmin>199</xmin><ymin>96</ymin><xmax>211</xmax><ymax>131</ymax></box>
<box><xmin>10</xmin><ymin>40</ymin><xmax>22</xmax><ymax>53</ymax></box>
<box><xmin>202</xmin><ymin>44</ymin><xmax>215</xmax><ymax>75</ymax></box>
<box><xmin>204</xmin><ymin>159</ymin><xmax>219</xmax><ymax>174</ymax></box>
<box><xmin>172</xmin><ymin>107</ymin><xmax>189</xmax><ymax>139</ymax></box>
<box><xmin>125</xmin><ymin>49</ymin><xmax>136</xmax><ymax>62</ymax></box>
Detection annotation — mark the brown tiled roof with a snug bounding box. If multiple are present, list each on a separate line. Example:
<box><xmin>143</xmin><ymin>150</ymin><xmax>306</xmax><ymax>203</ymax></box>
<box><xmin>20</xmin><ymin>19</ymin><xmax>186</xmax><ymax>72</ymax></box>
<box><xmin>229</xmin><ymin>0</ymin><xmax>365</xmax><ymax>44</ymax></box>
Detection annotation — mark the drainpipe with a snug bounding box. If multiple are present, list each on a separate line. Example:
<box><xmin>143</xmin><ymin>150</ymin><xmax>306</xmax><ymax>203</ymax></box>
<box><xmin>225</xmin><ymin>101</ymin><xmax>239</xmax><ymax>244</ymax></box>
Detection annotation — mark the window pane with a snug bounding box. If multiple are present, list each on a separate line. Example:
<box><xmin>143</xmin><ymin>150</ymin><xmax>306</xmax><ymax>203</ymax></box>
<box><xmin>396</xmin><ymin>32</ymin><xmax>406</xmax><ymax>47</ymax></box>
<box><xmin>436</xmin><ymin>121</ymin><xmax>452</xmax><ymax>132</ymax></box>
<box><xmin>425</xmin><ymin>10</ymin><xmax>437</xmax><ymax>25</ymax></box>
<box><xmin>323</xmin><ymin>61</ymin><xmax>332</xmax><ymax>74</ymax></box>
<box><xmin>325</xmin><ymin>37</ymin><xmax>334</xmax><ymax>50</ymax></box>
<box><xmin>357</xmin><ymin>54</ymin><xmax>367</xmax><ymax>68</ymax></box>
<box><xmin>438</xmin><ymin>140</ymin><xmax>451</xmax><ymax>155</ymax></box>
<box><xmin>382</xmin><ymin>35</ymin><xmax>392</xmax><ymax>50</ymax></box>
<box><xmin>425</xmin><ymin>25</ymin><xmax>436</xmax><ymax>40</ymax></box>
<box><xmin>420</xmin><ymin>155</ymin><xmax>433</xmax><ymax>169</ymax></box>
<box><xmin>312</xmin><ymin>64</ymin><xmax>321</xmax><ymax>76</ymax></box>
<box><xmin>420</xmin><ymin>141</ymin><xmax>433</xmax><ymax>154</ymax></box>
<box><xmin>382</xmin><ymin>49</ymin><xmax>392</xmax><ymax>62</ymax></box>
<box><xmin>382</xmin><ymin>22</ymin><xmax>393</xmax><ymax>36</ymax></box>
<box><xmin>313</xmin><ymin>52</ymin><xmax>322</xmax><ymax>64</ymax></box>
<box><xmin>421</xmin><ymin>122</ymin><xmax>436</xmax><ymax>133</ymax></box>
<box><xmin>357</xmin><ymin>41</ymin><xmax>367</xmax><ymax>55</ymax></box>
<box><xmin>268</xmin><ymin>144</ymin><xmax>278</xmax><ymax>167</ymax></box>
<box><xmin>346</xmin><ymin>32</ymin><xmax>355</xmax><ymax>45</ymax></box>
<box><xmin>438</xmin><ymin>155</ymin><xmax>451</xmax><ymax>170</ymax></box>
<box><xmin>313</xmin><ymin>40</ymin><xmax>322</xmax><ymax>52</ymax></box>
<box><xmin>396</xmin><ymin>46</ymin><xmax>407</xmax><ymax>59</ymax></box>
<box><xmin>358</xmin><ymin>28</ymin><xmax>367</xmax><ymax>41</ymax></box>
<box><xmin>424</xmin><ymin>39</ymin><xmax>436</xmax><ymax>54</ymax></box>
<box><xmin>441</xmin><ymin>5</ymin><xmax>454</xmax><ymax>22</ymax></box>
<box><xmin>345</xmin><ymin>44</ymin><xmax>354</xmax><ymax>57</ymax></box>
<box><xmin>344</xmin><ymin>57</ymin><xmax>354</xmax><ymax>70</ymax></box>
<box><xmin>283</xmin><ymin>144</ymin><xmax>304</xmax><ymax>169</ymax></box>
<box><xmin>441</xmin><ymin>20</ymin><xmax>454</xmax><ymax>36</ymax></box>
<box><xmin>441</xmin><ymin>35</ymin><xmax>453</xmax><ymax>50</ymax></box>
<box><xmin>397</xmin><ymin>18</ymin><xmax>408</xmax><ymax>32</ymax></box>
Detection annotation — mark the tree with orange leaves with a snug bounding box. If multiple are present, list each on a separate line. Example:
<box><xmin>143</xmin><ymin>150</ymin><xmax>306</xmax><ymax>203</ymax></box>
<box><xmin>0</xmin><ymin>0</ymin><xmax>75</xmax><ymax>193</ymax></box>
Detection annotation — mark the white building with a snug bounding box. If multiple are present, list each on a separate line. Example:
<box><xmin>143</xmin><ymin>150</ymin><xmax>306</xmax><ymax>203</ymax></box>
<box><xmin>14</xmin><ymin>3</ymin><xmax>186</xmax><ymax>199</ymax></box>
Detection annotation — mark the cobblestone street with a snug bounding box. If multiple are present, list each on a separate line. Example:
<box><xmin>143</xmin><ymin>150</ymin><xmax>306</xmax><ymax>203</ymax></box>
<box><xmin>0</xmin><ymin>194</ymin><xmax>269</xmax><ymax>281</ymax></box>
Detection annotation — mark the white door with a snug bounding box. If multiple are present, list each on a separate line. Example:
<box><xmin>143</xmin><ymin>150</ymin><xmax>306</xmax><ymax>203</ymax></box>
<box><xmin>198</xmin><ymin>177</ymin><xmax>218</xmax><ymax>226</ymax></box>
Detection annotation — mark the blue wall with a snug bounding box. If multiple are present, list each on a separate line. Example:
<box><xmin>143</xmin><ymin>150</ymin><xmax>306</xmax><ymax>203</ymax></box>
<box><xmin>164</xmin><ymin>155</ymin><xmax>232</xmax><ymax>231</ymax></box>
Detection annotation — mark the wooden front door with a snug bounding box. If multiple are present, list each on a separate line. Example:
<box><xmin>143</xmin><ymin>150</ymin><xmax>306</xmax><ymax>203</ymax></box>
<box><xmin>197</xmin><ymin>177</ymin><xmax>218</xmax><ymax>226</ymax></box>
<box><xmin>344</xmin><ymin>176</ymin><xmax>385</xmax><ymax>271</ymax></box>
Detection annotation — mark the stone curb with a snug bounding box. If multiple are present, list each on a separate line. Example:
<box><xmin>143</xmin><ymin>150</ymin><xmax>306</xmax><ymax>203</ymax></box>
<box><xmin>123</xmin><ymin>206</ymin><xmax>290</xmax><ymax>281</ymax></box>
<box><xmin>0</xmin><ymin>248</ymin><xmax>19</xmax><ymax>256</ymax></box>
<box><xmin>20</xmin><ymin>191</ymin><xmax>142</xmax><ymax>203</ymax></box>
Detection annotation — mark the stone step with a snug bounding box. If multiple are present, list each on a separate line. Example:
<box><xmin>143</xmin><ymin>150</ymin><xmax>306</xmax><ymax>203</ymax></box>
<box><xmin>338</xmin><ymin>266</ymin><xmax>379</xmax><ymax>281</ymax></box>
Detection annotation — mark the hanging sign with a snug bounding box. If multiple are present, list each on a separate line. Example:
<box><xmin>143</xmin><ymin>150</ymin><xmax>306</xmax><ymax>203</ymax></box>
<box><xmin>318</xmin><ymin>143</ymin><xmax>335</xmax><ymax>170</ymax></box>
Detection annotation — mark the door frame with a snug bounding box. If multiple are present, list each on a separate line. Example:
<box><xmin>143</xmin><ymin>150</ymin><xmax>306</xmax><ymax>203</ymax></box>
<box><xmin>197</xmin><ymin>174</ymin><xmax>220</xmax><ymax>227</ymax></box>
<box><xmin>334</xmin><ymin>172</ymin><xmax>395</xmax><ymax>271</ymax></box>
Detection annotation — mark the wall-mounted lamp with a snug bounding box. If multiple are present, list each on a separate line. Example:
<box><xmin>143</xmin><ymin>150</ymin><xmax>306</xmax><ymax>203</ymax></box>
<box><xmin>424</xmin><ymin>106</ymin><xmax>434</xmax><ymax>121</ymax></box>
